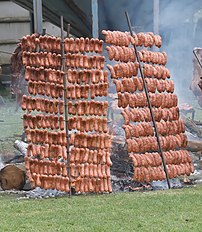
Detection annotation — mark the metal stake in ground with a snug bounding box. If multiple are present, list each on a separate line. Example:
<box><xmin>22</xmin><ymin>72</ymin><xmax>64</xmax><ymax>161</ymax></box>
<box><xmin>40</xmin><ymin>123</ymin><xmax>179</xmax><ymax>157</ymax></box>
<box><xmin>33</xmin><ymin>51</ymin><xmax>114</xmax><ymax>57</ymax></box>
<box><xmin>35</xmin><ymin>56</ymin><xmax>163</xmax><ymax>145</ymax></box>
<box><xmin>60</xmin><ymin>16</ymin><xmax>71</xmax><ymax>196</ymax></box>
<box><xmin>125</xmin><ymin>11</ymin><xmax>171</xmax><ymax>189</ymax></box>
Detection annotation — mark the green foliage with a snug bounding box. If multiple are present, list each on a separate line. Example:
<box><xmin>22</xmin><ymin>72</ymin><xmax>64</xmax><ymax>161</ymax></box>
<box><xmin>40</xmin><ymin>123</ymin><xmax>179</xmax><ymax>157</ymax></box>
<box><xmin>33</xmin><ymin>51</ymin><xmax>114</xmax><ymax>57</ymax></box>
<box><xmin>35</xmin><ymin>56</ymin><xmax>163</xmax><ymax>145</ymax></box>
<box><xmin>0</xmin><ymin>185</ymin><xmax>202</xmax><ymax>232</ymax></box>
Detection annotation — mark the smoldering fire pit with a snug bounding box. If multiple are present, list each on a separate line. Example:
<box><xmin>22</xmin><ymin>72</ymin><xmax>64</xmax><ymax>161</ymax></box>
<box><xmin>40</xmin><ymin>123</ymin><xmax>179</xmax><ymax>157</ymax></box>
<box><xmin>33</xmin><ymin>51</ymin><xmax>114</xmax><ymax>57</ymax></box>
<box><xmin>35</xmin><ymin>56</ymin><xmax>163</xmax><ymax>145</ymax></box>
<box><xmin>0</xmin><ymin>138</ymin><xmax>185</xmax><ymax>199</ymax></box>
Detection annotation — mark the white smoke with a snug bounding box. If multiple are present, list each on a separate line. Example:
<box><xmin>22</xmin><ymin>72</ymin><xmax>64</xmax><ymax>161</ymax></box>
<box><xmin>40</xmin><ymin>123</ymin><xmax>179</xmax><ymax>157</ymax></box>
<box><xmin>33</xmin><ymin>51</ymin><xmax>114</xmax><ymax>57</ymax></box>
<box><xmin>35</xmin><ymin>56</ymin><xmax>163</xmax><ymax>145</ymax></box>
<box><xmin>100</xmin><ymin>0</ymin><xmax>202</xmax><ymax>106</ymax></box>
<box><xmin>159</xmin><ymin>0</ymin><xmax>202</xmax><ymax>104</ymax></box>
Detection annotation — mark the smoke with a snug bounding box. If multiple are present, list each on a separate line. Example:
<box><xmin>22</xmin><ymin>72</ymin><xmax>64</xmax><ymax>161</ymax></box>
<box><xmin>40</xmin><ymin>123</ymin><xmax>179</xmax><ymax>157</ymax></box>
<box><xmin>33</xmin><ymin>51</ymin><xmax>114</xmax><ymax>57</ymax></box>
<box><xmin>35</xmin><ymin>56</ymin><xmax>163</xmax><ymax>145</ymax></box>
<box><xmin>99</xmin><ymin>0</ymin><xmax>202</xmax><ymax>105</ymax></box>
<box><xmin>159</xmin><ymin>0</ymin><xmax>202</xmax><ymax>104</ymax></box>
<box><xmin>99</xmin><ymin>0</ymin><xmax>153</xmax><ymax>33</ymax></box>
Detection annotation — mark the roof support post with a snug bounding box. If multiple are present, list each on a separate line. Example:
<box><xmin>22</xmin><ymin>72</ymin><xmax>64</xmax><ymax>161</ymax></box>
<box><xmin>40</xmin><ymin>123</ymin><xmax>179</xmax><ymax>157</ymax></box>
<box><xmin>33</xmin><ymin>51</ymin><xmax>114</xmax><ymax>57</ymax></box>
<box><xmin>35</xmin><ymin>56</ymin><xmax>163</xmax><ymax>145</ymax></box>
<box><xmin>33</xmin><ymin>0</ymin><xmax>43</xmax><ymax>34</ymax></box>
<box><xmin>153</xmin><ymin>0</ymin><xmax>159</xmax><ymax>51</ymax></box>
<box><xmin>153</xmin><ymin>0</ymin><xmax>159</xmax><ymax>34</ymax></box>
<box><xmin>91</xmin><ymin>0</ymin><xmax>98</xmax><ymax>38</ymax></box>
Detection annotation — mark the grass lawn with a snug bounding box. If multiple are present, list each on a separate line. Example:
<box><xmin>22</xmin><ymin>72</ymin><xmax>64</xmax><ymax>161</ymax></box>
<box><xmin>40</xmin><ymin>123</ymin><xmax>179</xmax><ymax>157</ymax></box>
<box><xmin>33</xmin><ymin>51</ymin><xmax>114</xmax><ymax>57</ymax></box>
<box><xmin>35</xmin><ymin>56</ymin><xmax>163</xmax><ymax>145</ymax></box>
<box><xmin>0</xmin><ymin>185</ymin><xmax>202</xmax><ymax>232</ymax></box>
<box><xmin>0</xmin><ymin>100</ymin><xmax>23</xmax><ymax>156</ymax></box>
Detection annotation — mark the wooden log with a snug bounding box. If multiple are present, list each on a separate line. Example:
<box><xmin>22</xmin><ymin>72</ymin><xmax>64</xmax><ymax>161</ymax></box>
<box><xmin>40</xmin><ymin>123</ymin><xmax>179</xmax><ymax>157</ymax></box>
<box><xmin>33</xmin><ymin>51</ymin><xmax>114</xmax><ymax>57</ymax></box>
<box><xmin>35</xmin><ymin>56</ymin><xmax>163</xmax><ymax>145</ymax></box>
<box><xmin>111</xmin><ymin>139</ymin><xmax>134</xmax><ymax>178</ymax></box>
<box><xmin>187</xmin><ymin>140</ymin><xmax>202</xmax><ymax>152</ymax></box>
<box><xmin>13</xmin><ymin>140</ymin><xmax>28</xmax><ymax>156</ymax></box>
<box><xmin>198</xmin><ymin>78</ymin><xmax>202</xmax><ymax>91</ymax></box>
<box><xmin>182</xmin><ymin>115</ymin><xmax>202</xmax><ymax>138</ymax></box>
<box><xmin>0</xmin><ymin>164</ymin><xmax>25</xmax><ymax>190</ymax></box>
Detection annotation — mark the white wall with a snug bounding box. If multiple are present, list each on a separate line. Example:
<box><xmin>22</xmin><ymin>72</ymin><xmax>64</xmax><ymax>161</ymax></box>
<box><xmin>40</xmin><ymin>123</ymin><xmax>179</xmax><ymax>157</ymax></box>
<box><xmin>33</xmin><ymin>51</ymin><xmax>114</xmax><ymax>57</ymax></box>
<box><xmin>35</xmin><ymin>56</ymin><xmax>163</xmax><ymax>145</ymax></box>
<box><xmin>0</xmin><ymin>1</ymin><xmax>30</xmax><ymax>64</ymax></box>
<box><xmin>0</xmin><ymin>1</ymin><xmax>62</xmax><ymax>65</ymax></box>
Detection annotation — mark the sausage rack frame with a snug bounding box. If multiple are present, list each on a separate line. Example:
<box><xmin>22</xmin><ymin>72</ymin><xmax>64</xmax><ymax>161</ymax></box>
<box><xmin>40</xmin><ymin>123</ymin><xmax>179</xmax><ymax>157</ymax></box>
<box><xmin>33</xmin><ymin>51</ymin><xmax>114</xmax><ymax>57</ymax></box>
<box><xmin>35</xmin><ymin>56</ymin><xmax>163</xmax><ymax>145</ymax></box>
<box><xmin>125</xmin><ymin>11</ymin><xmax>171</xmax><ymax>189</ymax></box>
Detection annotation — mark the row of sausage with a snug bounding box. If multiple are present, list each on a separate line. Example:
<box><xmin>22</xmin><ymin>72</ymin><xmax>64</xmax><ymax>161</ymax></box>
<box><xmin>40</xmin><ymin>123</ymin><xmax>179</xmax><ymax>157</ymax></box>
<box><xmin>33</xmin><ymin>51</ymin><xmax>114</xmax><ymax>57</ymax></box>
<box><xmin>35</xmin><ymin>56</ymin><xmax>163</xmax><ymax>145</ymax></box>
<box><xmin>129</xmin><ymin>150</ymin><xmax>192</xmax><ymax>168</ymax></box>
<box><xmin>122</xmin><ymin>119</ymin><xmax>185</xmax><ymax>139</ymax></box>
<box><xmin>27</xmin><ymin>80</ymin><xmax>108</xmax><ymax>99</ymax></box>
<box><xmin>127</xmin><ymin>133</ymin><xmax>187</xmax><ymax>153</ymax></box>
<box><xmin>22</xmin><ymin>34</ymin><xmax>103</xmax><ymax>54</ymax></box>
<box><xmin>133</xmin><ymin>162</ymin><xmax>194</xmax><ymax>182</ymax></box>
<box><xmin>121</xmin><ymin>107</ymin><xmax>179</xmax><ymax>124</ymax></box>
<box><xmin>114</xmin><ymin>77</ymin><xmax>174</xmax><ymax>93</ymax></box>
<box><xmin>25</xmin><ymin>66</ymin><xmax>108</xmax><ymax>85</ymax></box>
<box><xmin>102</xmin><ymin>30</ymin><xmax>162</xmax><ymax>48</ymax></box>
<box><xmin>117</xmin><ymin>92</ymin><xmax>178</xmax><ymax>108</ymax></box>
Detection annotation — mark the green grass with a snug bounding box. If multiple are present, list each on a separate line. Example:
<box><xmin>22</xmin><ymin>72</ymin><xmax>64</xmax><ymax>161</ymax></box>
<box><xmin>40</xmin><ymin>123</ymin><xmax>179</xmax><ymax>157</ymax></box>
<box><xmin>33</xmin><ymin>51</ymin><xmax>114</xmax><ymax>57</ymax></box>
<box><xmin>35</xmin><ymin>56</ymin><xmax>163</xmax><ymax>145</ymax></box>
<box><xmin>0</xmin><ymin>185</ymin><xmax>202</xmax><ymax>232</ymax></box>
<box><xmin>0</xmin><ymin>100</ymin><xmax>23</xmax><ymax>155</ymax></box>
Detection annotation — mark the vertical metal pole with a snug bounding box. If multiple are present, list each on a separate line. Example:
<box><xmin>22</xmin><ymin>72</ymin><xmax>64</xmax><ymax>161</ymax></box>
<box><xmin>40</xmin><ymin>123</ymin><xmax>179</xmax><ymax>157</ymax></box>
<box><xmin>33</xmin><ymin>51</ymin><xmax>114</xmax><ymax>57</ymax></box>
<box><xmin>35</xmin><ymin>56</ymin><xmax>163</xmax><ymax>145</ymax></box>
<box><xmin>152</xmin><ymin>0</ymin><xmax>159</xmax><ymax>51</ymax></box>
<box><xmin>153</xmin><ymin>0</ymin><xmax>159</xmax><ymax>35</ymax></box>
<box><xmin>33</xmin><ymin>0</ymin><xmax>43</xmax><ymax>34</ymax></box>
<box><xmin>125</xmin><ymin>11</ymin><xmax>171</xmax><ymax>189</ymax></box>
<box><xmin>91</xmin><ymin>0</ymin><xmax>99</xmax><ymax>38</ymax></box>
<box><xmin>60</xmin><ymin>16</ymin><xmax>71</xmax><ymax>196</ymax></box>
<box><xmin>67</xmin><ymin>23</ymin><xmax>71</xmax><ymax>38</ymax></box>
<box><xmin>153</xmin><ymin>0</ymin><xmax>159</xmax><ymax>52</ymax></box>
<box><xmin>30</xmin><ymin>12</ymin><xmax>34</xmax><ymax>34</ymax></box>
